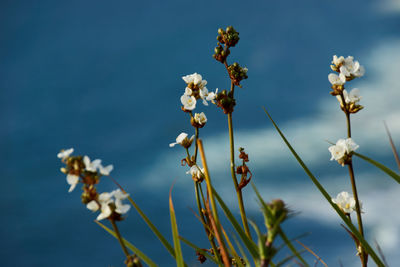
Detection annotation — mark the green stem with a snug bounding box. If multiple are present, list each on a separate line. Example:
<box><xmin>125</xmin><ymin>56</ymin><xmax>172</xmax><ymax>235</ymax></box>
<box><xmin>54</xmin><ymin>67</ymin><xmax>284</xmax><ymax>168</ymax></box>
<box><xmin>228</xmin><ymin>112</ymin><xmax>251</xmax><ymax>239</ymax></box>
<box><xmin>110</xmin><ymin>218</ymin><xmax>130</xmax><ymax>258</ymax></box>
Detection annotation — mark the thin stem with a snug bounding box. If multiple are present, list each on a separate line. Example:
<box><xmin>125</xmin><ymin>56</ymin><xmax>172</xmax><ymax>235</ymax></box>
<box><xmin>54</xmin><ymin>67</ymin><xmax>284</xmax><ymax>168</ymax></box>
<box><xmin>228</xmin><ymin>112</ymin><xmax>251</xmax><ymax>239</ymax></box>
<box><xmin>348</xmin><ymin>162</ymin><xmax>367</xmax><ymax>266</ymax></box>
<box><xmin>343</xmin><ymin>99</ymin><xmax>367</xmax><ymax>266</ymax></box>
<box><xmin>110</xmin><ymin>218</ymin><xmax>130</xmax><ymax>258</ymax></box>
<box><xmin>194</xmin><ymin>127</ymin><xmax>199</xmax><ymax>162</ymax></box>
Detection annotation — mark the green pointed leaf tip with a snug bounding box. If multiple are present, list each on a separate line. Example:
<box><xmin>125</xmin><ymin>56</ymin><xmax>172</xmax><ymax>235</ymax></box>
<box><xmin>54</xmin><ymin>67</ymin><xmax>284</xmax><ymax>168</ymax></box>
<box><xmin>354</xmin><ymin>152</ymin><xmax>400</xmax><ymax>184</ymax></box>
<box><xmin>169</xmin><ymin>188</ymin><xmax>185</xmax><ymax>267</ymax></box>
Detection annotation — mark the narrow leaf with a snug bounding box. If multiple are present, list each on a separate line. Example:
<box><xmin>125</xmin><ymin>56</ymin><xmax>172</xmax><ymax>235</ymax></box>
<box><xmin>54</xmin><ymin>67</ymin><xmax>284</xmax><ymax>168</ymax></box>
<box><xmin>384</xmin><ymin>121</ymin><xmax>400</xmax><ymax>172</ymax></box>
<box><xmin>353</xmin><ymin>152</ymin><xmax>400</xmax><ymax>184</ymax></box>
<box><xmin>248</xmin><ymin>220</ymin><xmax>267</xmax><ymax>262</ymax></box>
<box><xmin>264</xmin><ymin>108</ymin><xmax>385</xmax><ymax>266</ymax></box>
<box><xmin>169</xmin><ymin>187</ymin><xmax>185</xmax><ymax>267</ymax></box>
<box><xmin>212</xmin><ymin>187</ymin><xmax>260</xmax><ymax>259</ymax></box>
<box><xmin>95</xmin><ymin>221</ymin><xmax>157</xmax><ymax>267</ymax></box>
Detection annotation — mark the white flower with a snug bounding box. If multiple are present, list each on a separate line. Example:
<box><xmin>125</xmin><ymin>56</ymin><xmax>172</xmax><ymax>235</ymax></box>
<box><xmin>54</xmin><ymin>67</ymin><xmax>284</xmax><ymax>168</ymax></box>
<box><xmin>96</xmin><ymin>192</ymin><xmax>113</xmax><ymax>221</ymax></box>
<box><xmin>206</xmin><ymin>88</ymin><xmax>218</xmax><ymax>102</ymax></box>
<box><xmin>96</xmin><ymin>202</ymin><xmax>113</xmax><ymax>221</ymax></box>
<box><xmin>169</xmin><ymin>132</ymin><xmax>194</xmax><ymax>148</ymax></box>
<box><xmin>83</xmin><ymin>155</ymin><xmax>102</xmax><ymax>172</ymax></box>
<box><xmin>328</xmin><ymin>138</ymin><xmax>359</xmax><ymax>164</ymax></box>
<box><xmin>182</xmin><ymin>73</ymin><xmax>207</xmax><ymax>88</ymax></box>
<box><xmin>112</xmin><ymin>189</ymin><xmax>130</xmax><ymax>214</ymax></box>
<box><xmin>86</xmin><ymin>200</ymin><xmax>99</xmax><ymax>212</ymax></box>
<box><xmin>340</xmin><ymin>56</ymin><xmax>365</xmax><ymax>78</ymax></box>
<box><xmin>336</xmin><ymin>88</ymin><xmax>362</xmax><ymax>105</ymax></box>
<box><xmin>194</xmin><ymin>112</ymin><xmax>207</xmax><ymax>125</ymax></box>
<box><xmin>344</xmin><ymin>138</ymin><xmax>359</xmax><ymax>153</ymax></box>
<box><xmin>332</xmin><ymin>191</ymin><xmax>356</xmax><ymax>213</ymax></box>
<box><xmin>57</xmin><ymin>148</ymin><xmax>74</xmax><ymax>159</ymax></box>
<box><xmin>187</xmin><ymin>166</ymin><xmax>204</xmax><ymax>180</ymax></box>
<box><xmin>95</xmin><ymin>190</ymin><xmax>130</xmax><ymax>220</ymax></box>
<box><xmin>99</xmin><ymin>164</ymin><xmax>113</xmax><ymax>176</ymax></box>
<box><xmin>184</xmin><ymin>87</ymin><xmax>192</xmax><ymax>96</ymax></box>
<box><xmin>66</xmin><ymin>174</ymin><xmax>79</xmax><ymax>193</ymax></box>
<box><xmin>328</xmin><ymin>140</ymin><xmax>346</xmax><ymax>161</ymax></box>
<box><xmin>170</xmin><ymin>132</ymin><xmax>187</xmax><ymax>147</ymax></box>
<box><xmin>180</xmin><ymin>94</ymin><xmax>196</xmax><ymax>110</ymax></box>
<box><xmin>332</xmin><ymin>55</ymin><xmax>345</xmax><ymax>66</ymax></box>
<box><xmin>328</xmin><ymin>73</ymin><xmax>346</xmax><ymax>85</ymax></box>
<box><xmin>199</xmin><ymin>87</ymin><xmax>209</xmax><ymax>105</ymax></box>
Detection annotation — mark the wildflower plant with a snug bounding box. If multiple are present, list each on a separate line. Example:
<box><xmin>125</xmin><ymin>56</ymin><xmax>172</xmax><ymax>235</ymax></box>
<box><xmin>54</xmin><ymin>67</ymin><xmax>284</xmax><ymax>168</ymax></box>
<box><xmin>58</xmin><ymin>27</ymin><xmax>400</xmax><ymax>267</ymax></box>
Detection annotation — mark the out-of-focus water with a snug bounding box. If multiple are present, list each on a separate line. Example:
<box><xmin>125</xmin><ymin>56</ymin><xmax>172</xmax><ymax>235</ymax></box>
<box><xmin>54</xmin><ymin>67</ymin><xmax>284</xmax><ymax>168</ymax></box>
<box><xmin>1</xmin><ymin>0</ymin><xmax>400</xmax><ymax>266</ymax></box>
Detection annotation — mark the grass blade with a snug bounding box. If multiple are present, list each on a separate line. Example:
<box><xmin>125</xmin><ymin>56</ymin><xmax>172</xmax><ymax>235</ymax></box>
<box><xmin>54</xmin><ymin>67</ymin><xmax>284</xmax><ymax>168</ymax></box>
<box><xmin>95</xmin><ymin>220</ymin><xmax>157</xmax><ymax>267</ymax></box>
<box><xmin>169</xmin><ymin>186</ymin><xmax>185</xmax><ymax>267</ymax></box>
<box><xmin>264</xmin><ymin>108</ymin><xmax>385</xmax><ymax>266</ymax></box>
<box><xmin>384</xmin><ymin>121</ymin><xmax>400</xmax><ymax>172</ymax></box>
<box><xmin>212</xmin><ymin>187</ymin><xmax>260</xmax><ymax>259</ymax></box>
<box><xmin>353</xmin><ymin>152</ymin><xmax>400</xmax><ymax>184</ymax></box>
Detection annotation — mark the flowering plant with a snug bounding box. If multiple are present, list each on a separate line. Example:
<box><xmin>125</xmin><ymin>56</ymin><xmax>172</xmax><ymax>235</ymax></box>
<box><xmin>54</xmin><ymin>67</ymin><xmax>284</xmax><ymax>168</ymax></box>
<box><xmin>58</xmin><ymin>27</ymin><xmax>400</xmax><ymax>267</ymax></box>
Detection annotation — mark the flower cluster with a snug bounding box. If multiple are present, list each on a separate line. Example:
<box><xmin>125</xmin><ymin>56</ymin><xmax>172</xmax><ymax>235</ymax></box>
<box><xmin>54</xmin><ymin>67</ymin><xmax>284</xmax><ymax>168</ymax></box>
<box><xmin>58</xmin><ymin>148</ymin><xmax>130</xmax><ymax>221</ymax></box>
<box><xmin>328</xmin><ymin>55</ymin><xmax>365</xmax><ymax>108</ymax></box>
<box><xmin>332</xmin><ymin>191</ymin><xmax>362</xmax><ymax>214</ymax></box>
<box><xmin>180</xmin><ymin>73</ymin><xmax>217</xmax><ymax>111</ymax></box>
<box><xmin>328</xmin><ymin>138</ymin><xmax>359</xmax><ymax>166</ymax></box>
<box><xmin>227</xmin><ymin>62</ymin><xmax>248</xmax><ymax>86</ymax></box>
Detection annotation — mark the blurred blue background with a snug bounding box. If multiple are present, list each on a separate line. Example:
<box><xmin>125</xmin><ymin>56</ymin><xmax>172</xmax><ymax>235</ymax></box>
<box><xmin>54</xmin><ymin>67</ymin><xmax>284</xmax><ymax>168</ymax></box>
<box><xmin>2</xmin><ymin>0</ymin><xmax>400</xmax><ymax>266</ymax></box>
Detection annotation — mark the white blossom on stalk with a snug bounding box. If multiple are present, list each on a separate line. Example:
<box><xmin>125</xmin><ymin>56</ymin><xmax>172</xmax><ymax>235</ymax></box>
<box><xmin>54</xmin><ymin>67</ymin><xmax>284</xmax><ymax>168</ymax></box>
<box><xmin>86</xmin><ymin>200</ymin><xmax>99</xmax><ymax>212</ymax></box>
<box><xmin>57</xmin><ymin>148</ymin><xmax>74</xmax><ymax>160</ymax></box>
<box><xmin>184</xmin><ymin>87</ymin><xmax>192</xmax><ymax>96</ymax></box>
<box><xmin>66</xmin><ymin>174</ymin><xmax>79</xmax><ymax>193</ymax></box>
<box><xmin>180</xmin><ymin>94</ymin><xmax>196</xmax><ymax>110</ymax></box>
<box><xmin>332</xmin><ymin>55</ymin><xmax>345</xmax><ymax>66</ymax></box>
<box><xmin>199</xmin><ymin>87</ymin><xmax>209</xmax><ymax>105</ymax></box>
<box><xmin>206</xmin><ymin>88</ymin><xmax>218</xmax><ymax>103</ymax></box>
<box><xmin>83</xmin><ymin>155</ymin><xmax>102</xmax><ymax>172</ymax></box>
<box><xmin>340</xmin><ymin>56</ymin><xmax>365</xmax><ymax>78</ymax></box>
<box><xmin>332</xmin><ymin>191</ymin><xmax>357</xmax><ymax>213</ymax></box>
<box><xmin>99</xmin><ymin>164</ymin><xmax>114</xmax><ymax>176</ymax></box>
<box><xmin>112</xmin><ymin>189</ymin><xmax>131</xmax><ymax>214</ymax></box>
<box><xmin>169</xmin><ymin>132</ymin><xmax>194</xmax><ymax>148</ymax></box>
<box><xmin>96</xmin><ymin>192</ymin><xmax>113</xmax><ymax>220</ymax></box>
<box><xmin>328</xmin><ymin>138</ymin><xmax>359</xmax><ymax>165</ymax></box>
<box><xmin>194</xmin><ymin>112</ymin><xmax>207</xmax><ymax>125</ymax></box>
<box><xmin>187</xmin><ymin>166</ymin><xmax>204</xmax><ymax>180</ymax></box>
<box><xmin>328</xmin><ymin>73</ymin><xmax>346</xmax><ymax>86</ymax></box>
<box><xmin>182</xmin><ymin>73</ymin><xmax>207</xmax><ymax>88</ymax></box>
<box><xmin>336</xmin><ymin>88</ymin><xmax>362</xmax><ymax>105</ymax></box>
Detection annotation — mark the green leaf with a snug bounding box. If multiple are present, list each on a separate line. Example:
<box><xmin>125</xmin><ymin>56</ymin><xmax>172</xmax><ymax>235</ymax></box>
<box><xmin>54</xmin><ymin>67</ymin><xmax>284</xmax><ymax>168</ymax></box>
<box><xmin>169</xmin><ymin>188</ymin><xmax>185</xmax><ymax>267</ymax></box>
<box><xmin>231</xmin><ymin>232</ymin><xmax>251</xmax><ymax>267</ymax></box>
<box><xmin>126</xmin><ymin>196</ymin><xmax>177</xmax><ymax>260</ymax></box>
<box><xmin>179</xmin><ymin>235</ymin><xmax>217</xmax><ymax>264</ymax></box>
<box><xmin>353</xmin><ymin>152</ymin><xmax>400</xmax><ymax>184</ymax></box>
<box><xmin>264</xmin><ymin>108</ymin><xmax>385</xmax><ymax>267</ymax></box>
<box><xmin>95</xmin><ymin>221</ymin><xmax>158</xmax><ymax>267</ymax></box>
<box><xmin>212</xmin><ymin>187</ymin><xmax>260</xmax><ymax>259</ymax></box>
<box><xmin>248</xmin><ymin>220</ymin><xmax>266</xmax><ymax>262</ymax></box>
